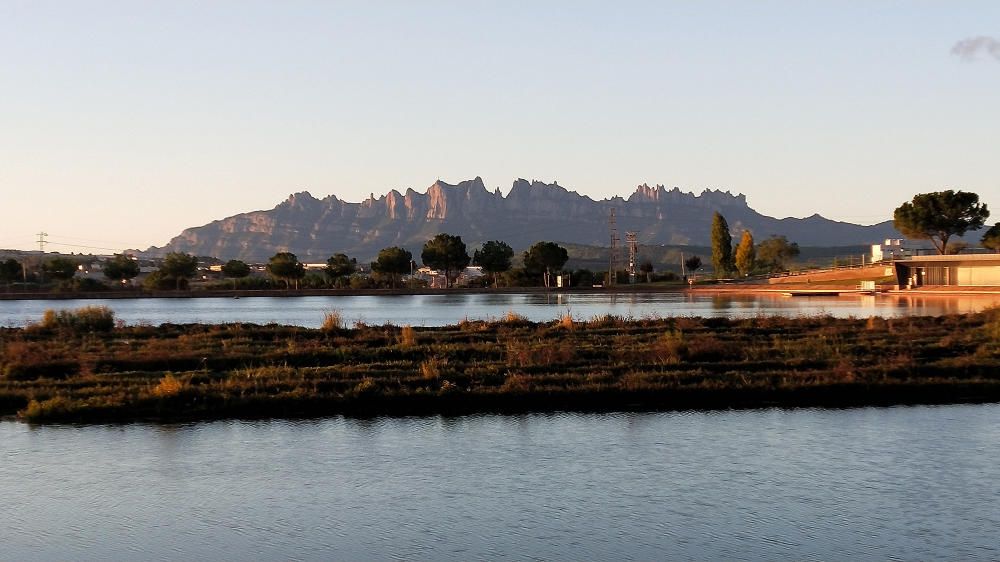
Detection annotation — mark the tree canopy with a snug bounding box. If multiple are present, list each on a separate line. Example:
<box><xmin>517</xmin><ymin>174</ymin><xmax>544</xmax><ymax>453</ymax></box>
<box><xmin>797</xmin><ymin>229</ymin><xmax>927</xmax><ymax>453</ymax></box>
<box><xmin>421</xmin><ymin>233</ymin><xmax>470</xmax><ymax>288</ymax></box>
<box><xmin>982</xmin><ymin>223</ymin><xmax>1000</xmax><ymax>252</ymax></box>
<box><xmin>523</xmin><ymin>241</ymin><xmax>569</xmax><ymax>288</ymax></box>
<box><xmin>683</xmin><ymin>255</ymin><xmax>702</xmax><ymax>274</ymax></box>
<box><xmin>473</xmin><ymin>240</ymin><xmax>514</xmax><ymax>287</ymax></box>
<box><xmin>324</xmin><ymin>254</ymin><xmax>356</xmax><ymax>286</ymax></box>
<box><xmin>160</xmin><ymin>252</ymin><xmax>199</xmax><ymax>289</ymax></box>
<box><xmin>756</xmin><ymin>236</ymin><xmax>800</xmax><ymax>273</ymax></box>
<box><xmin>710</xmin><ymin>212</ymin><xmax>734</xmax><ymax>277</ymax></box>
<box><xmin>43</xmin><ymin>258</ymin><xmax>78</xmax><ymax>281</ymax></box>
<box><xmin>103</xmin><ymin>254</ymin><xmax>141</xmax><ymax>283</ymax></box>
<box><xmin>221</xmin><ymin>259</ymin><xmax>251</xmax><ymax>279</ymax></box>
<box><xmin>893</xmin><ymin>190</ymin><xmax>989</xmax><ymax>255</ymax></box>
<box><xmin>0</xmin><ymin>258</ymin><xmax>21</xmax><ymax>286</ymax></box>
<box><xmin>734</xmin><ymin>230</ymin><xmax>756</xmax><ymax>277</ymax></box>
<box><xmin>266</xmin><ymin>252</ymin><xmax>305</xmax><ymax>289</ymax></box>
<box><xmin>371</xmin><ymin>246</ymin><xmax>412</xmax><ymax>288</ymax></box>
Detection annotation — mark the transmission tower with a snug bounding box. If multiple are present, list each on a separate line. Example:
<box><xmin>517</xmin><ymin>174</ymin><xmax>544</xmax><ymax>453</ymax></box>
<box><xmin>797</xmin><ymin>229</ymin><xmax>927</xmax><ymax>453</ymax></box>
<box><xmin>626</xmin><ymin>231</ymin><xmax>638</xmax><ymax>284</ymax></box>
<box><xmin>608</xmin><ymin>208</ymin><xmax>619</xmax><ymax>286</ymax></box>
<box><xmin>36</xmin><ymin>232</ymin><xmax>48</xmax><ymax>252</ymax></box>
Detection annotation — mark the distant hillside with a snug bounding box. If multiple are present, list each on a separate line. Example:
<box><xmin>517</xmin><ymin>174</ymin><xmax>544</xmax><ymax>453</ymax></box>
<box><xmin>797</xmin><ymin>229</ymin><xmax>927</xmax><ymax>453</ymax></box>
<box><xmin>147</xmin><ymin>177</ymin><xmax>902</xmax><ymax>261</ymax></box>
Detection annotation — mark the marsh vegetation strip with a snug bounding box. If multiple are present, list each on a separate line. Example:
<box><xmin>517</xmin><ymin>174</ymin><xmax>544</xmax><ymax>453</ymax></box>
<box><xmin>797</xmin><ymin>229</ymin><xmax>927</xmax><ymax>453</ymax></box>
<box><xmin>3</xmin><ymin>308</ymin><xmax>1000</xmax><ymax>423</ymax></box>
<box><xmin>2</xmin><ymin>292</ymin><xmax>1000</xmax><ymax>328</ymax></box>
<box><xmin>3</xmin><ymin>406</ymin><xmax>999</xmax><ymax>560</ymax></box>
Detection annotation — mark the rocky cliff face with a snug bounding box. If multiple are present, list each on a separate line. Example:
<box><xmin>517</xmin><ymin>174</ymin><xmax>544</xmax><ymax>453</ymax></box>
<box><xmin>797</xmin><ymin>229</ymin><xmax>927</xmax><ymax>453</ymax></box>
<box><xmin>147</xmin><ymin>178</ymin><xmax>901</xmax><ymax>261</ymax></box>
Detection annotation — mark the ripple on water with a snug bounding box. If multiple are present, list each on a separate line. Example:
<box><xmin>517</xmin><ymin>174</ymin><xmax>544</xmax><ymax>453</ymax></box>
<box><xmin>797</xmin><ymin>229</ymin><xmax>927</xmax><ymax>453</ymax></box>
<box><xmin>1</xmin><ymin>405</ymin><xmax>999</xmax><ymax>560</ymax></box>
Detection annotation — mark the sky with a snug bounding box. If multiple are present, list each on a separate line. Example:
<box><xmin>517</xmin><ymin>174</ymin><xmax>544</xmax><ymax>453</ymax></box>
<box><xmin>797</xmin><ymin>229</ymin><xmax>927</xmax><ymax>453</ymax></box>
<box><xmin>1</xmin><ymin>1</ymin><xmax>998</xmax><ymax>253</ymax></box>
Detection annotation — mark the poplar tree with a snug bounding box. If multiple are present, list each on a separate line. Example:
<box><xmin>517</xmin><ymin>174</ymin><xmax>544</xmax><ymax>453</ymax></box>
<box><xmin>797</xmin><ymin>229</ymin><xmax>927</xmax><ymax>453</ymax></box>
<box><xmin>734</xmin><ymin>230</ymin><xmax>756</xmax><ymax>277</ymax></box>
<box><xmin>710</xmin><ymin>212</ymin><xmax>734</xmax><ymax>277</ymax></box>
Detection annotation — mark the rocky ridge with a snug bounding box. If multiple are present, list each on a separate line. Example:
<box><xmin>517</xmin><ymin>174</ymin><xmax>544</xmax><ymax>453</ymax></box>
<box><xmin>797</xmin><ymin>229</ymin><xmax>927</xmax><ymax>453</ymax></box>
<box><xmin>147</xmin><ymin>177</ymin><xmax>900</xmax><ymax>261</ymax></box>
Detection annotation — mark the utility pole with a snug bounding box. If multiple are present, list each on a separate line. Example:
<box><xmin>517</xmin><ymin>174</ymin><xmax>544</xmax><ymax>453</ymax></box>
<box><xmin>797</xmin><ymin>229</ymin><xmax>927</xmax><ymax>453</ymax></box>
<box><xmin>608</xmin><ymin>208</ymin><xmax>619</xmax><ymax>287</ymax></box>
<box><xmin>36</xmin><ymin>232</ymin><xmax>48</xmax><ymax>252</ymax></box>
<box><xmin>626</xmin><ymin>231</ymin><xmax>638</xmax><ymax>284</ymax></box>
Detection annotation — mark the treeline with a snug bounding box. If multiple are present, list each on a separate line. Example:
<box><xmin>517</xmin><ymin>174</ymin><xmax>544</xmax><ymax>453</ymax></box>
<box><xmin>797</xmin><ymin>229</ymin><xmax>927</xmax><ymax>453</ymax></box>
<box><xmin>2</xmin><ymin>232</ymin><xmax>686</xmax><ymax>294</ymax></box>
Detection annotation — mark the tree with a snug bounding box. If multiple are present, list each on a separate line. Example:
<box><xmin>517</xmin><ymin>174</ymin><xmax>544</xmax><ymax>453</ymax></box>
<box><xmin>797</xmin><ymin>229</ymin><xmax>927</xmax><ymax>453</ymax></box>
<box><xmin>756</xmin><ymin>236</ymin><xmax>800</xmax><ymax>273</ymax></box>
<box><xmin>639</xmin><ymin>260</ymin><xmax>654</xmax><ymax>283</ymax></box>
<box><xmin>684</xmin><ymin>255</ymin><xmax>702</xmax><ymax>274</ymax></box>
<box><xmin>324</xmin><ymin>254</ymin><xmax>356</xmax><ymax>287</ymax></box>
<box><xmin>710</xmin><ymin>212</ymin><xmax>734</xmax><ymax>277</ymax></box>
<box><xmin>421</xmin><ymin>233</ymin><xmax>470</xmax><ymax>288</ymax></box>
<box><xmin>159</xmin><ymin>252</ymin><xmax>199</xmax><ymax>290</ymax></box>
<box><xmin>981</xmin><ymin>223</ymin><xmax>1000</xmax><ymax>253</ymax></box>
<box><xmin>473</xmin><ymin>240</ymin><xmax>514</xmax><ymax>287</ymax></box>
<box><xmin>43</xmin><ymin>257</ymin><xmax>78</xmax><ymax>283</ymax></box>
<box><xmin>371</xmin><ymin>246</ymin><xmax>412</xmax><ymax>288</ymax></box>
<box><xmin>734</xmin><ymin>230</ymin><xmax>756</xmax><ymax>277</ymax></box>
<box><xmin>0</xmin><ymin>258</ymin><xmax>22</xmax><ymax>288</ymax></box>
<box><xmin>103</xmin><ymin>254</ymin><xmax>141</xmax><ymax>285</ymax></box>
<box><xmin>266</xmin><ymin>252</ymin><xmax>305</xmax><ymax>289</ymax></box>
<box><xmin>893</xmin><ymin>190</ymin><xmax>989</xmax><ymax>255</ymax></box>
<box><xmin>523</xmin><ymin>241</ymin><xmax>569</xmax><ymax>288</ymax></box>
<box><xmin>221</xmin><ymin>259</ymin><xmax>251</xmax><ymax>289</ymax></box>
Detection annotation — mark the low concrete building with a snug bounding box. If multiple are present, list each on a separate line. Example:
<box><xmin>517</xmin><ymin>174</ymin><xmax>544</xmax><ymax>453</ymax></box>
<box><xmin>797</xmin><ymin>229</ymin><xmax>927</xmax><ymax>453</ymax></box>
<box><xmin>894</xmin><ymin>254</ymin><xmax>1000</xmax><ymax>288</ymax></box>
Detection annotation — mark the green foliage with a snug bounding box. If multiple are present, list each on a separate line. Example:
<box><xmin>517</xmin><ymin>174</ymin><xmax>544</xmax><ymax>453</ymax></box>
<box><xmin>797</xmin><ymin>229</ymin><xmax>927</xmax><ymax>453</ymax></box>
<box><xmin>0</xmin><ymin>258</ymin><xmax>22</xmax><ymax>285</ymax></box>
<box><xmin>221</xmin><ymin>259</ymin><xmax>251</xmax><ymax>279</ymax></box>
<box><xmin>43</xmin><ymin>258</ymin><xmax>78</xmax><ymax>281</ymax></box>
<box><xmin>159</xmin><ymin>252</ymin><xmax>199</xmax><ymax>289</ymax></box>
<box><xmin>421</xmin><ymin>233</ymin><xmax>470</xmax><ymax>288</ymax></box>
<box><xmin>573</xmin><ymin>268</ymin><xmax>596</xmax><ymax>287</ymax></box>
<box><xmin>103</xmin><ymin>254</ymin><xmax>141</xmax><ymax>283</ymax></box>
<box><xmin>893</xmin><ymin>190</ymin><xmax>990</xmax><ymax>254</ymax></box>
<box><xmin>734</xmin><ymin>230</ymin><xmax>756</xmax><ymax>277</ymax></box>
<box><xmin>324</xmin><ymin>254</ymin><xmax>356</xmax><ymax>286</ymax></box>
<box><xmin>756</xmin><ymin>235</ymin><xmax>800</xmax><ymax>272</ymax></box>
<box><xmin>473</xmin><ymin>240</ymin><xmax>514</xmax><ymax>287</ymax></box>
<box><xmin>266</xmin><ymin>252</ymin><xmax>305</xmax><ymax>289</ymax></box>
<box><xmin>523</xmin><ymin>241</ymin><xmax>569</xmax><ymax>287</ymax></box>
<box><xmin>710</xmin><ymin>212</ymin><xmax>733</xmax><ymax>277</ymax></box>
<box><xmin>371</xmin><ymin>247</ymin><xmax>412</xmax><ymax>288</ymax></box>
<box><xmin>684</xmin><ymin>255</ymin><xmax>702</xmax><ymax>273</ymax></box>
<box><xmin>982</xmin><ymin>223</ymin><xmax>1000</xmax><ymax>252</ymax></box>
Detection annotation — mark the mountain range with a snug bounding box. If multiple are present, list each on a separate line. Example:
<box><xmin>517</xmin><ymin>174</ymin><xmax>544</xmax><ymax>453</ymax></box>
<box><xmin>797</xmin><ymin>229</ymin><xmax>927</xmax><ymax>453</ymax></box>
<box><xmin>147</xmin><ymin>177</ymin><xmax>901</xmax><ymax>261</ymax></box>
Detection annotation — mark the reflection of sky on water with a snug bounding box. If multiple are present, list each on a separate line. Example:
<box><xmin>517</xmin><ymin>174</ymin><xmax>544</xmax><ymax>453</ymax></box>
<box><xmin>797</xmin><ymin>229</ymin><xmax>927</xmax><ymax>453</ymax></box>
<box><xmin>1</xmin><ymin>292</ymin><xmax>998</xmax><ymax>328</ymax></box>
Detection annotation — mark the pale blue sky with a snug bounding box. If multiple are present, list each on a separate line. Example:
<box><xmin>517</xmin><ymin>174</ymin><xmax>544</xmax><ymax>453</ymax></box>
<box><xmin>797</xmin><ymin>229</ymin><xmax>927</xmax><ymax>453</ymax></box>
<box><xmin>1</xmin><ymin>1</ymin><xmax>998</xmax><ymax>252</ymax></box>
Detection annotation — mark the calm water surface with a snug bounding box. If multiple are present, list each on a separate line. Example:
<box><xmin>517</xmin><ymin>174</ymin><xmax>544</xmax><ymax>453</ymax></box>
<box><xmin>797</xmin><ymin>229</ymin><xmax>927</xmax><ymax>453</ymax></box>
<box><xmin>2</xmin><ymin>292</ymin><xmax>998</xmax><ymax>327</ymax></box>
<box><xmin>2</xmin><ymin>404</ymin><xmax>998</xmax><ymax>560</ymax></box>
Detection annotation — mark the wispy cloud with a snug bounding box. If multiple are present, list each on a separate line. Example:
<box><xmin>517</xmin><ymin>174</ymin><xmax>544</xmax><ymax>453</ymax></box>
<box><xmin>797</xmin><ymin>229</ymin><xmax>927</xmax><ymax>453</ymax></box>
<box><xmin>951</xmin><ymin>36</ymin><xmax>1000</xmax><ymax>61</ymax></box>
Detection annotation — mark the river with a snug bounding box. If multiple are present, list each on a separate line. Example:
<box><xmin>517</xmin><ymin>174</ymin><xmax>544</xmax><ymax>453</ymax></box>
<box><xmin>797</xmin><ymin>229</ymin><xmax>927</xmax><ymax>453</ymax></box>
<box><xmin>3</xmin><ymin>404</ymin><xmax>998</xmax><ymax>561</ymax></box>
<box><xmin>2</xmin><ymin>291</ymin><xmax>998</xmax><ymax>327</ymax></box>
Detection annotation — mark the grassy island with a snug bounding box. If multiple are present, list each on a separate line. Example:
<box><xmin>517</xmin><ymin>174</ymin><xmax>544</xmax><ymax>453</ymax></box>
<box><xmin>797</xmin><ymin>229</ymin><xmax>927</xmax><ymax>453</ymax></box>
<box><xmin>2</xmin><ymin>307</ymin><xmax>999</xmax><ymax>423</ymax></box>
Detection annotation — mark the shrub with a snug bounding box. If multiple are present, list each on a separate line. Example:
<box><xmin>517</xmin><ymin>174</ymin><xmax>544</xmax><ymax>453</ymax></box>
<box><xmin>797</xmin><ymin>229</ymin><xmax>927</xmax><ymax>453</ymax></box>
<box><xmin>152</xmin><ymin>373</ymin><xmax>184</xmax><ymax>397</ymax></box>
<box><xmin>399</xmin><ymin>325</ymin><xmax>416</xmax><ymax>347</ymax></box>
<box><xmin>35</xmin><ymin>306</ymin><xmax>115</xmax><ymax>333</ymax></box>
<box><xmin>321</xmin><ymin>311</ymin><xmax>343</xmax><ymax>333</ymax></box>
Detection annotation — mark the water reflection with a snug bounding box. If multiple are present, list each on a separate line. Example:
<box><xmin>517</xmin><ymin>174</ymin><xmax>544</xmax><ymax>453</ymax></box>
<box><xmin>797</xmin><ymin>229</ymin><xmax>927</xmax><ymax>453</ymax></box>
<box><xmin>1</xmin><ymin>291</ymin><xmax>998</xmax><ymax>328</ymax></box>
<box><xmin>2</xmin><ymin>405</ymin><xmax>998</xmax><ymax>561</ymax></box>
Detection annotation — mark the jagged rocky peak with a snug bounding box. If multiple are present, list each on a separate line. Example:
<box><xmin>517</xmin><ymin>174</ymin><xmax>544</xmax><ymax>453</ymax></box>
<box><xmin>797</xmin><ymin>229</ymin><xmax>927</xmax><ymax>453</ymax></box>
<box><xmin>696</xmin><ymin>188</ymin><xmax>748</xmax><ymax>207</ymax></box>
<box><xmin>280</xmin><ymin>191</ymin><xmax>321</xmax><ymax>211</ymax></box>
<box><xmin>629</xmin><ymin>183</ymin><xmax>668</xmax><ymax>202</ymax></box>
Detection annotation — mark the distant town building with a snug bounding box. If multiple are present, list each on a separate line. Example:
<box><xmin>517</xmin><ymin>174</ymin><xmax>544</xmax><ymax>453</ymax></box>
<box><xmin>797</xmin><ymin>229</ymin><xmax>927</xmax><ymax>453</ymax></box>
<box><xmin>871</xmin><ymin>239</ymin><xmax>908</xmax><ymax>262</ymax></box>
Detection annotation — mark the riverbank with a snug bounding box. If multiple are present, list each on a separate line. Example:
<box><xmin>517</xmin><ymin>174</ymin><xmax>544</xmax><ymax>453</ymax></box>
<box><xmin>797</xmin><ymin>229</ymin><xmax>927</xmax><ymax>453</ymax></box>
<box><xmin>2</xmin><ymin>307</ymin><xmax>998</xmax><ymax>423</ymax></box>
<box><xmin>0</xmin><ymin>284</ymin><xmax>687</xmax><ymax>301</ymax></box>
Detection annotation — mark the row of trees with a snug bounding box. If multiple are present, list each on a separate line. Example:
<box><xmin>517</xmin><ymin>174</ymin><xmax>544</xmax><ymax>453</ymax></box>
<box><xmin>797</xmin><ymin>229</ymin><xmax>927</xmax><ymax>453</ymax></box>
<box><xmin>710</xmin><ymin>212</ymin><xmax>801</xmax><ymax>277</ymax></box>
